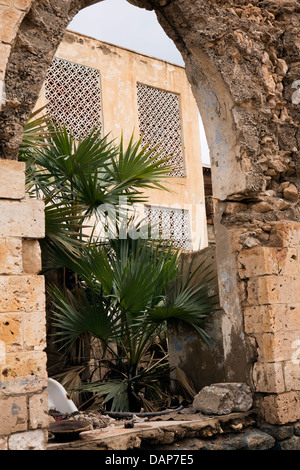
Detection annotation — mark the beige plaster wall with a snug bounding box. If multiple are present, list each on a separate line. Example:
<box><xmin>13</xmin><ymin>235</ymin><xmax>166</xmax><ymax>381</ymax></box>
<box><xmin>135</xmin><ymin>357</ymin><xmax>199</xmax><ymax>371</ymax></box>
<box><xmin>35</xmin><ymin>30</ymin><xmax>208</xmax><ymax>250</ymax></box>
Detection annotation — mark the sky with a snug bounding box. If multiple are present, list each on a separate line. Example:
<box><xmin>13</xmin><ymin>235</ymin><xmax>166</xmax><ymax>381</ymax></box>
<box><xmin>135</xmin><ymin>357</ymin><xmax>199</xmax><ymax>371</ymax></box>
<box><xmin>68</xmin><ymin>0</ymin><xmax>210</xmax><ymax>164</ymax></box>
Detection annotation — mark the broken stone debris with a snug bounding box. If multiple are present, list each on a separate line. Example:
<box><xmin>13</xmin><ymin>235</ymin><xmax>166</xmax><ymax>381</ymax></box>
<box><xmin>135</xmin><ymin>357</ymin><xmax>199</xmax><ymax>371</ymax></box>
<box><xmin>155</xmin><ymin>429</ymin><xmax>276</xmax><ymax>451</ymax></box>
<box><xmin>192</xmin><ymin>383</ymin><xmax>253</xmax><ymax>415</ymax></box>
<box><xmin>48</xmin><ymin>409</ymin><xmax>114</xmax><ymax>430</ymax></box>
<box><xmin>156</xmin><ymin>422</ymin><xmax>300</xmax><ymax>451</ymax></box>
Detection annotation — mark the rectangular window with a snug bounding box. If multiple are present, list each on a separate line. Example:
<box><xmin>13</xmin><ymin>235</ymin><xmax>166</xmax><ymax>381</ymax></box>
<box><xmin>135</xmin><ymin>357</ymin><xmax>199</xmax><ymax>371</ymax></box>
<box><xmin>136</xmin><ymin>83</ymin><xmax>185</xmax><ymax>177</ymax></box>
<box><xmin>45</xmin><ymin>57</ymin><xmax>102</xmax><ymax>140</ymax></box>
<box><xmin>144</xmin><ymin>206</ymin><xmax>190</xmax><ymax>250</ymax></box>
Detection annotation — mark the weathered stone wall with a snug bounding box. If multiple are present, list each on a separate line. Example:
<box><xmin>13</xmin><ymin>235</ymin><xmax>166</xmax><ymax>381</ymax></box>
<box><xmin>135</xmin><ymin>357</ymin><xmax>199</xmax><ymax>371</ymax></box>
<box><xmin>0</xmin><ymin>0</ymin><xmax>300</xmax><ymax>448</ymax></box>
<box><xmin>0</xmin><ymin>158</ymin><xmax>47</xmax><ymax>449</ymax></box>
<box><xmin>0</xmin><ymin>0</ymin><xmax>93</xmax><ymax>159</ymax></box>
<box><xmin>238</xmin><ymin>222</ymin><xmax>300</xmax><ymax>424</ymax></box>
<box><xmin>149</xmin><ymin>0</ymin><xmax>300</xmax><ymax>424</ymax></box>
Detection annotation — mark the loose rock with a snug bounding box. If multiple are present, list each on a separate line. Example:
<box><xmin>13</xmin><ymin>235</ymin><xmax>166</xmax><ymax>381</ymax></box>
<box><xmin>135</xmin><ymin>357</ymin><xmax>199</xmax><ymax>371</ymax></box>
<box><xmin>192</xmin><ymin>383</ymin><xmax>253</xmax><ymax>415</ymax></box>
<box><xmin>275</xmin><ymin>436</ymin><xmax>300</xmax><ymax>450</ymax></box>
<box><xmin>283</xmin><ymin>184</ymin><xmax>299</xmax><ymax>202</ymax></box>
<box><xmin>251</xmin><ymin>201</ymin><xmax>272</xmax><ymax>213</ymax></box>
<box><xmin>259</xmin><ymin>423</ymin><xmax>294</xmax><ymax>441</ymax></box>
<box><xmin>160</xmin><ymin>430</ymin><xmax>275</xmax><ymax>451</ymax></box>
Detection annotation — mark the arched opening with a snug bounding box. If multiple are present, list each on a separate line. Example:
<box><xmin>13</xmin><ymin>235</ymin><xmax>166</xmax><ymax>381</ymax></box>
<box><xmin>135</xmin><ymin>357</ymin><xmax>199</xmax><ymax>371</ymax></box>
<box><xmin>1</xmin><ymin>1</ymin><xmax>300</xmax><ymax>449</ymax></box>
<box><xmin>33</xmin><ymin>0</ymin><xmax>224</xmax><ymax>405</ymax></box>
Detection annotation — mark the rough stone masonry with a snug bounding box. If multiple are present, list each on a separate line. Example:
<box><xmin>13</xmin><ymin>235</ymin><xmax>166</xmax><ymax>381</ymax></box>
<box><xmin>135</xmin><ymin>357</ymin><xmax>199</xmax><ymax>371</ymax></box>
<box><xmin>0</xmin><ymin>0</ymin><xmax>300</xmax><ymax>449</ymax></box>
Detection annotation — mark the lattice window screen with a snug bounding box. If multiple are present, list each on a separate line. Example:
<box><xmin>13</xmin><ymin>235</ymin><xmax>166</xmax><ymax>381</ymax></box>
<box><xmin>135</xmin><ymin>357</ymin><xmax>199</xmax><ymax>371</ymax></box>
<box><xmin>144</xmin><ymin>206</ymin><xmax>190</xmax><ymax>250</ymax></box>
<box><xmin>45</xmin><ymin>57</ymin><xmax>102</xmax><ymax>140</ymax></box>
<box><xmin>136</xmin><ymin>83</ymin><xmax>185</xmax><ymax>177</ymax></box>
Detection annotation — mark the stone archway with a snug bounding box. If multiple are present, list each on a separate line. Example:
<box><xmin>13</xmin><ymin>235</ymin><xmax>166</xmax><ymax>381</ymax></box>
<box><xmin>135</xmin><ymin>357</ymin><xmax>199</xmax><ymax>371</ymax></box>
<box><xmin>0</xmin><ymin>0</ymin><xmax>300</xmax><ymax>449</ymax></box>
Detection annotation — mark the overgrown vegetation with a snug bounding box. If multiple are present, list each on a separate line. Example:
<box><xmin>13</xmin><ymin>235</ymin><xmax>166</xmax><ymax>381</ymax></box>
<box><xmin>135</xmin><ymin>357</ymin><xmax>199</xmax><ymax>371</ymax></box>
<box><xmin>20</xmin><ymin>112</ymin><xmax>218</xmax><ymax>412</ymax></box>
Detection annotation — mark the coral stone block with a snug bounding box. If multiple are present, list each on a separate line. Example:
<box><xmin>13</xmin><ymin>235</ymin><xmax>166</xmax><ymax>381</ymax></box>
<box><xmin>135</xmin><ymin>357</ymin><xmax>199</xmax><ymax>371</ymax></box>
<box><xmin>28</xmin><ymin>391</ymin><xmax>49</xmax><ymax>430</ymax></box>
<box><xmin>256</xmin><ymin>331</ymin><xmax>300</xmax><ymax>362</ymax></box>
<box><xmin>0</xmin><ymin>274</ymin><xmax>45</xmax><ymax>313</ymax></box>
<box><xmin>262</xmin><ymin>392</ymin><xmax>300</xmax><ymax>425</ymax></box>
<box><xmin>23</xmin><ymin>310</ymin><xmax>46</xmax><ymax>350</ymax></box>
<box><xmin>252</xmin><ymin>362</ymin><xmax>285</xmax><ymax>393</ymax></box>
<box><xmin>0</xmin><ymin>6</ymin><xmax>24</xmax><ymax>44</ymax></box>
<box><xmin>0</xmin><ymin>199</ymin><xmax>45</xmax><ymax>238</ymax></box>
<box><xmin>0</xmin><ymin>350</ymin><xmax>47</xmax><ymax>389</ymax></box>
<box><xmin>22</xmin><ymin>239</ymin><xmax>42</xmax><ymax>274</ymax></box>
<box><xmin>0</xmin><ymin>395</ymin><xmax>27</xmax><ymax>434</ymax></box>
<box><xmin>270</xmin><ymin>222</ymin><xmax>300</xmax><ymax>248</ymax></box>
<box><xmin>284</xmin><ymin>361</ymin><xmax>300</xmax><ymax>392</ymax></box>
<box><xmin>0</xmin><ymin>159</ymin><xmax>25</xmax><ymax>200</ymax></box>
<box><xmin>0</xmin><ymin>313</ymin><xmax>22</xmax><ymax>349</ymax></box>
<box><xmin>8</xmin><ymin>429</ymin><xmax>47</xmax><ymax>450</ymax></box>
<box><xmin>244</xmin><ymin>304</ymin><xmax>300</xmax><ymax>334</ymax></box>
<box><xmin>238</xmin><ymin>246</ymin><xmax>279</xmax><ymax>279</ymax></box>
<box><xmin>247</xmin><ymin>276</ymin><xmax>293</xmax><ymax>306</ymax></box>
<box><xmin>0</xmin><ymin>237</ymin><xmax>22</xmax><ymax>274</ymax></box>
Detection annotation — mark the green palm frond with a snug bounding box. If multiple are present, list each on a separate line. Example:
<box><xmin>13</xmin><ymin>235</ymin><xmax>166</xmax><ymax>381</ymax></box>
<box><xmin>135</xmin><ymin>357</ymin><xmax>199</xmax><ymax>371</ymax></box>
<box><xmin>81</xmin><ymin>380</ymin><xmax>129</xmax><ymax>412</ymax></box>
<box><xmin>77</xmin><ymin>231</ymin><xmax>179</xmax><ymax>313</ymax></box>
<box><xmin>20</xmin><ymin>117</ymin><xmax>177</xmax><ymax>263</ymax></box>
<box><xmin>144</xmin><ymin>256</ymin><xmax>219</xmax><ymax>346</ymax></box>
<box><xmin>20</xmin><ymin>111</ymin><xmax>218</xmax><ymax>412</ymax></box>
<box><xmin>50</xmin><ymin>284</ymin><xmax>123</xmax><ymax>353</ymax></box>
<box><xmin>146</xmin><ymin>292</ymin><xmax>217</xmax><ymax>347</ymax></box>
<box><xmin>105</xmin><ymin>133</ymin><xmax>174</xmax><ymax>199</ymax></box>
<box><xmin>41</xmin><ymin>201</ymin><xmax>90</xmax><ymax>262</ymax></box>
<box><xmin>18</xmin><ymin>107</ymin><xmax>54</xmax><ymax>159</ymax></box>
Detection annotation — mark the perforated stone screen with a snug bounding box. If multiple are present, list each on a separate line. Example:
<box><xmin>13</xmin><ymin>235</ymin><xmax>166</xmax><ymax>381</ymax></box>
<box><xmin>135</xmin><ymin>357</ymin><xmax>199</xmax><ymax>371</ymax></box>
<box><xmin>136</xmin><ymin>83</ymin><xmax>185</xmax><ymax>177</ymax></box>
<box><xmin>144</xmin><ymin>206</ymin><xmax>190</xmax><ymax>250</ymax></box>
<box><xmin>45</xmin><ymin>57</ymin><xmax>102</xmax><ymax>139</ymax></box>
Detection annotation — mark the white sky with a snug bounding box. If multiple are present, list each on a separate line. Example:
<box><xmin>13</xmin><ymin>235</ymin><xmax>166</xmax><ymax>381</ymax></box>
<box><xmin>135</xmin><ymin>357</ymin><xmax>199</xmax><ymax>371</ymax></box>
<box><xmin>68</xmin><ymin>0</ymin><xmax>210</xmax><ymax>164</ymax></box>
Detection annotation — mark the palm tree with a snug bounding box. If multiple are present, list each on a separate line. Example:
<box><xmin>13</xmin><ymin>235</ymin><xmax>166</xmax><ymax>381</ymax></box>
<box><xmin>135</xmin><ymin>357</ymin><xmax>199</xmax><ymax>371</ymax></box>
<box><xmin>19</xmin><ymin>113</ymin><xmax>218</xmax><ymax>412</ymax></box>
<box><xmin>19</xmin><ymin>113</ymin><xmax>173</xmax><ymax>263</ymax></box>
<box><xmin>49</xmin><ymin>228</ymin><xmax>218</xmax><ymax>412</ymax></box>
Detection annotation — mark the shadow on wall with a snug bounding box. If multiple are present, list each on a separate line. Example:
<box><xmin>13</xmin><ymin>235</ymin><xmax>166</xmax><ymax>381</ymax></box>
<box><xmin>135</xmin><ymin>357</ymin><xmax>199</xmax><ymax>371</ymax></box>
<box><xmin>167</xmin><ymin>246</ymin><xmax>225</xmax><ymax>396</ymax></box>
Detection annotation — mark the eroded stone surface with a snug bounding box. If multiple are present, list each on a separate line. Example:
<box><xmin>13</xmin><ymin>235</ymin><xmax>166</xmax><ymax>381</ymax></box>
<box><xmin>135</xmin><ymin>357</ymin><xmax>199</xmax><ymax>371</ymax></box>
<box><xmin>0</xmin><ymin>274</ymin><xmax>45</xmax><ymax>313</ymax></box>
<box><xmin>0</xmin><ymin>159</ymin><xmax>25</xmax><ymax>199</ymax></box>
<box><xmin>46</xmin><ymin>413</ymin><xmax>300</xmax><ymax>451</ymax></box>
<box><xmin>262</xmin><ymin>391</ymin><xmax>300</xmax><ymax>425</ymax></box>
<box><xmin>22</xmin><ymin>239</ymin><xmax>41</xmax><ymax>274</ymax></box>
<box><xmin>0</xmin><ymin>199</ymin><xmax>44</xmax><ymax>239</ymax></box>
<box><xmin>162</xmin><ymin>429</ymin><xmax>276</xmax><ymax>451</ymax></box>
<box><xmin>0</xmin><ymin>395</ymin><xmax>27</xmax><ymax>435</ymax></box>
<box><xmin>8</xmin><ymin>429</ymin><xmax>47</xmax><ymax>450</ymax></box>
<box><xmin>0</xmin><ymin>237</ymin><xmax>22</xmax><ymax>274</ymax></box>
<box><xmin>192</xmin><ymin>383</ymin><xmax>253</xmax><ymax>415</ymax></box>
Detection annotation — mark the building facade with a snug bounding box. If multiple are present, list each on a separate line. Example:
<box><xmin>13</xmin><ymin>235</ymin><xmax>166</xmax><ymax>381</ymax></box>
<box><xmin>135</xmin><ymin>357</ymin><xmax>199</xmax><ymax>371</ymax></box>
<box><xmin>35</xmin><ymin>30</ymin><xmax>208</xmax><ymax>251</ymax></box>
